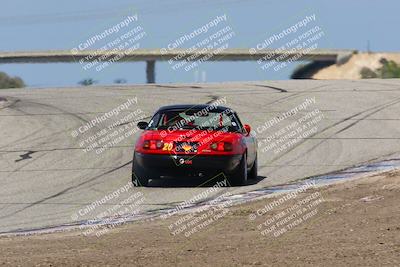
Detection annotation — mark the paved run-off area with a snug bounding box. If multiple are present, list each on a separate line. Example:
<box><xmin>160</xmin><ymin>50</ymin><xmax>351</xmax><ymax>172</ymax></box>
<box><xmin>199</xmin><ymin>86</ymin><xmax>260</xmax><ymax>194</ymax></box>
<box><xmin>0</xmin><ymin>79</ymin><xmax>400</xmax><ymax>234</ymax></box>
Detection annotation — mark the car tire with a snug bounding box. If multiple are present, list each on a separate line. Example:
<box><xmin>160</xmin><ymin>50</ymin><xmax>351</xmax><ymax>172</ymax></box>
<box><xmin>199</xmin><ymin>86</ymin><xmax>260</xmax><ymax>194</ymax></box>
<box><xmin>248</xmin><ymin>153</ymin><xmax>258</xmax><ymax>179</ymax></box>
<box><xmin>230</xmin><ymin>153</ymin><xmax>247</xmax><ymax>186</ymax></box>
<box><xmin>132</xmin><ymin>154</ymin><xmax>149</xmax><ymax>187</ymax></box>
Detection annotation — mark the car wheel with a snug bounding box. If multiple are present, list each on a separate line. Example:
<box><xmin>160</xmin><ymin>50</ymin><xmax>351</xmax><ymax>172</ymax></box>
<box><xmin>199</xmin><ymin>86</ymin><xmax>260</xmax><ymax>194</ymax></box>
<box><xmin>230</xmin><ymin>153</ymin><xmax>247</xmax><ymax>186</ymax></box>
<box><xmin>132</xmin><ymin>154</ymin><xmax>149</xmax><ymax>187</ymax></box>
<box><xmin>248</xmin><ymin>153</ymin><xmax>257</xmax><ymax>179</ymax></box>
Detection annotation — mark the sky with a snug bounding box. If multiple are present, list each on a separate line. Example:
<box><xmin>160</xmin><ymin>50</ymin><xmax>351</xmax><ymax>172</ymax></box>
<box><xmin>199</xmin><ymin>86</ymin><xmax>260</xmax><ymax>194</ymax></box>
<box><xmin>0</xmin><ymin>0</ymin><xmax>399</xmax><ymax>87</ymax></box>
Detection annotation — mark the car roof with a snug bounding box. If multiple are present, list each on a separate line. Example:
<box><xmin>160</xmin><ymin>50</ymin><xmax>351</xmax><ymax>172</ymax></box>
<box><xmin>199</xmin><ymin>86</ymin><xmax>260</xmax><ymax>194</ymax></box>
<box><xmin>157</xmin><ymin>104</ymin><xmax>233</xmax><ymax>112</ymax></box>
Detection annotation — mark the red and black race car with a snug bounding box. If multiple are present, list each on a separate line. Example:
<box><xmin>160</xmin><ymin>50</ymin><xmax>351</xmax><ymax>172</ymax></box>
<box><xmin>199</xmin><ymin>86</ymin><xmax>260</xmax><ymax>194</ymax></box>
<box><xmin>132</xmin><ymin>104</ymin><xmax>257</xmax><ymax>186</ymax></box>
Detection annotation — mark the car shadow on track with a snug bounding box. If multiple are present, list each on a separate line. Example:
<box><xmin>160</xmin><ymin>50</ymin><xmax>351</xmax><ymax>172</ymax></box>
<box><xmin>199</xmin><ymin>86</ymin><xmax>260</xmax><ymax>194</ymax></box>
<box><xmin>146</xmin><ymin>175</ymin><xmax>267</xmax><ymax>188</ymax></box>
<box><xmin>245</xmin><ymin>175</ymin><xmax>267</xmax><ymax>186</ymax></box>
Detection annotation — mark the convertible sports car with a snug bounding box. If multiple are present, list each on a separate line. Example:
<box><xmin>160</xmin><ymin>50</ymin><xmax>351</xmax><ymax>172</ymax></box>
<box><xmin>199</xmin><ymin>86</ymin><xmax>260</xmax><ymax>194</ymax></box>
<box><xmin>132</xmin><ymin>104</ymin><xmax>257</xmax><ymax>186</ymax></box>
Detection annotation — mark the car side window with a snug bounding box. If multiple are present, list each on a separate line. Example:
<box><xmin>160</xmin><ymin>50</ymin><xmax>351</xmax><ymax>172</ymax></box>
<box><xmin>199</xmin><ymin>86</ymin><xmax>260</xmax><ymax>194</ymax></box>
<box><xmin>147</xmin><ymin>113</ymin><xmax>160</xmax><ymax>129</ymax></box>
<box><xmin>232</xmin><ymin>113</ymin><xmax>246</xmax><ymax>134</ymax></box>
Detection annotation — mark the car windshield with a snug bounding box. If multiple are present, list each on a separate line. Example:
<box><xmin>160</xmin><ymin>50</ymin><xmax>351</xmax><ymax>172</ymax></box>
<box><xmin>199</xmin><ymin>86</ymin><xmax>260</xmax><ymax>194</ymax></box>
<box><xmin>147</xmin><ymin>108</ymin><xmax>242</xmax><ymax>132</ymax></box>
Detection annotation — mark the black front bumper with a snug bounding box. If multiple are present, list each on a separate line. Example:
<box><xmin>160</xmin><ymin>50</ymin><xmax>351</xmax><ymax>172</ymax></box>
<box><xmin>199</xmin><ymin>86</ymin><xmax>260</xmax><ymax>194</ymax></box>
<box><xmin>134</xmin><ymin>152</ymin><xmax>242</xmax><ymax>177</ymax></box>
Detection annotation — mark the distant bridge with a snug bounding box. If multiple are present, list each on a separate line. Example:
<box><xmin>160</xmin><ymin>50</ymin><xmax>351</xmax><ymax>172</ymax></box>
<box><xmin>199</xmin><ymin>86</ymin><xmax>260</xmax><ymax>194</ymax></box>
<box><xmin>0</xmin><ymin>49</ymin><xmax>357</xmax><ymax>83</ymax></box>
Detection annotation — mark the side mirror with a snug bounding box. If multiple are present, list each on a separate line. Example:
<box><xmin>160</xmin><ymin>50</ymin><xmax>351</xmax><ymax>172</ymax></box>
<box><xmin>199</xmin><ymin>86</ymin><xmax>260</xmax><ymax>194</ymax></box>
<box><xmin>244</xmin><ymin>124</ymin><xmax>251</xmax><ymax>136</ymax></box>
<box><xmin>137</xmin><ymin>121</ymin><xmax>148</xmax><ymax>130</ymax></box>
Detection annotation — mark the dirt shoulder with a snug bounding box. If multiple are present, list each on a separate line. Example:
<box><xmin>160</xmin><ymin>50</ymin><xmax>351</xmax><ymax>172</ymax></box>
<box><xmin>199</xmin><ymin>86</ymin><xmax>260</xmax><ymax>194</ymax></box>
<box><xmin>312</xmin><ymin>52</ymin><xmax>400</xmax><ymax>79</ymax></box>
<box><xmin>1</xmin><ymin>171</ymin><xmax>400</xmax><ymax>267</ymax></box>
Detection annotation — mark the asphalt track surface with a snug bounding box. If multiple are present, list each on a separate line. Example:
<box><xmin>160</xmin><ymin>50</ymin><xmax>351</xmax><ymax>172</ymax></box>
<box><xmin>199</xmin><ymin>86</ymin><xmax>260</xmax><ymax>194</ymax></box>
<box><xmin>1</xmin><ymin>79</ymin><xmax>400</xmax><ymax>234</ymax></box>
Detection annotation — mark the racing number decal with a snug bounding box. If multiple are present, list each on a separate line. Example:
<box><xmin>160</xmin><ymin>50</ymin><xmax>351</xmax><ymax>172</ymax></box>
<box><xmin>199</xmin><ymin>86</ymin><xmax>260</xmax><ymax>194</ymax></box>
<box><xmin>162</xmin><ymin>142</ymin><xmax>173</xmax><ymax>151</ymax></box>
